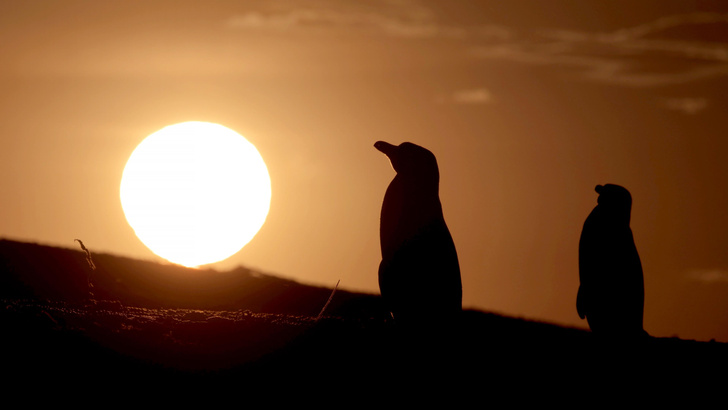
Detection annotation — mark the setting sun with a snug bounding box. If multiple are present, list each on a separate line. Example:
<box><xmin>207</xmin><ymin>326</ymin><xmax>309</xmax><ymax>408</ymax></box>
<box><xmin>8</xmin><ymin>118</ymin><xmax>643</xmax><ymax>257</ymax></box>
<box><xmin>120</xmin><ymin>122</ymin><xmax>271</xmax><ymax>267</ymax></box>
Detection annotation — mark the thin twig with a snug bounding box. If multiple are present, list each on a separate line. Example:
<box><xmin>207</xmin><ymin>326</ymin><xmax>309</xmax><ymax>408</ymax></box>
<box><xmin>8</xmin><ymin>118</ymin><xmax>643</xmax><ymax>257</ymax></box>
<box><xmin>75</xmin><ymin>238</ymin><xmax>97</xmax><ymax>302</ymax></box>
<box><xmin>74</xmin><ymin>239</ymin><xmax>96</xmax><ymax>270</ymax></box>
<box><xmin>316</xmin><ymin>280</ymin><xmax>340</xmax><ymax>320</ymax></box>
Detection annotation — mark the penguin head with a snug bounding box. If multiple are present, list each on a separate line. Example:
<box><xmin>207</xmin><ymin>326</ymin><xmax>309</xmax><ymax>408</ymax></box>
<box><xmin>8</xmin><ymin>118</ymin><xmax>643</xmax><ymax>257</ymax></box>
<box><xmin>595</xmin><ymin>183</ymin><xmax>633</xmax><ymax>223</ymax></box>
<box><xmin>374</xmin><ymin>141</ymin><xmax>440</xmax><ymax>182</ymax></box>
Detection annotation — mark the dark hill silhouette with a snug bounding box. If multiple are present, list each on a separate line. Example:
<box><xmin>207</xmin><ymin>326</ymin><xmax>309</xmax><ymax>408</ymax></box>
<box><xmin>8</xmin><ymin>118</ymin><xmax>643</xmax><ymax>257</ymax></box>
<box><xmin>0</xmin><ymin>238</ymin><xmax>388</xmax><ymax>318</ymax></box>
<box><xmin>1</xmin><ymin>238</ymin><xmax>726</xmax><ymax>394</ymax></box>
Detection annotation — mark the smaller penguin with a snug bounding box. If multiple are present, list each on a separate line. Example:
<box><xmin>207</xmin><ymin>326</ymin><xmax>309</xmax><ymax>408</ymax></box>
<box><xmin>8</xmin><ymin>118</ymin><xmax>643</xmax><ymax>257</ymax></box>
<box><xmin>577</xmin><ymin>184</ymin><xmax>645</xmax><ymax>339</ymax></box>
<box><xmin>375</xmin><ymin>141</ymin><xmax>462</xmax><ymax>327</ymax></box>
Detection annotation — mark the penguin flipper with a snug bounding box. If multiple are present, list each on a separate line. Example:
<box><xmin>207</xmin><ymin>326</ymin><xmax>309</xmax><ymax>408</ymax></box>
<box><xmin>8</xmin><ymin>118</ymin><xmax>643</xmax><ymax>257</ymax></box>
<box><xmin>576</xmin><ymin>285</ymin><xmax>587</xmax><ymax>319</ymax></box>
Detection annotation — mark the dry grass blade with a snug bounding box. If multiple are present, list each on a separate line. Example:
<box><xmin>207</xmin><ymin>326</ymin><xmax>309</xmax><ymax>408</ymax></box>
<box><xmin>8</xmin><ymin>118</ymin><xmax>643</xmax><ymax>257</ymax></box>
<box><xmin>74</xmin><ymin>238</ymin><xmax>96</xmax><ymax>270</ymax></box>
<box><xmin>316</xmin><ymin>280</ymin><xmax>340</xmax><ymax>320</ymax></box>
<box><xmin>74</xmin><ymin>238</ymin><xmax>97</xmax><ymax>302</ymax></box>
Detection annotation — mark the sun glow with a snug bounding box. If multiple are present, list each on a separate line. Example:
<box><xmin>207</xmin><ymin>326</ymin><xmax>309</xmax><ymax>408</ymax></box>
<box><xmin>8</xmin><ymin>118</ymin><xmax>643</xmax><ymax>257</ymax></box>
<box><xmin>120</xmin><ymin>122</ymin><xmax>271</xmax><ymax>267</ymax></box>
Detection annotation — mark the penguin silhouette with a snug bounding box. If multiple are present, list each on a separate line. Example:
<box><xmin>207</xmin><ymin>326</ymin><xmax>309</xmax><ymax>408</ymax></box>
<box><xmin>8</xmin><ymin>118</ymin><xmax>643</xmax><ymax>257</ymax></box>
<box><xmin>577</xmin><ymin>184</ymin><xmax>645</xmax><ymax>339</ymax></box>
<box><xmin>374</xmin><ymin>141</ymin><xmax>462</xmax><ymax>326</ymax></box>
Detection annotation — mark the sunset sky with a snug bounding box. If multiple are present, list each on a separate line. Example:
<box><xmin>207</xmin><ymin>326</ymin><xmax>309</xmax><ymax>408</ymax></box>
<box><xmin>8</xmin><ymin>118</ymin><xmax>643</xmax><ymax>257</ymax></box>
<box><xmin>2</xmin><ymin>0</ymin><xmax>727</xmax><ymax>342</ymax></box>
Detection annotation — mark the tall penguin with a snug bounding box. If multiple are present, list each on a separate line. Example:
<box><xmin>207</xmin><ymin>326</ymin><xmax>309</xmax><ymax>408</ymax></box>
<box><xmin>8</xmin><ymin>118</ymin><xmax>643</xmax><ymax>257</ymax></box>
<box><xmin>374</xmin><ymin>141</ymin><xmax>462</xmax><ymax>326</ymax></box>
<box><xmin>577</xmin><ymin>184</ymin><xmax>645</xmax><ymax>339</ymax></box>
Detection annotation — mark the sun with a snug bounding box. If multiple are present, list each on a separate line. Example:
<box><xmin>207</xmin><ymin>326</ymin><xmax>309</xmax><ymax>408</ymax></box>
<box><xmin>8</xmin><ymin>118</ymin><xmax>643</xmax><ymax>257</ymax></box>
<box><xmin>120</xmin><ymin>121</ymin><xmax>271</xmax><ymax>267</ymax></box>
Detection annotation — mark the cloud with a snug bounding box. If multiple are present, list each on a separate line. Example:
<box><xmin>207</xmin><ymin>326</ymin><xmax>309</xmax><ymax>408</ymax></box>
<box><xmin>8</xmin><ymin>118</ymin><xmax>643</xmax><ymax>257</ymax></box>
<box><xmin>663</xmin><ymin>97</ymin><xmax>708</xmax><ymax>114</ymax></box>
<box><xmin>601</xmin><ymin>12</ymin><xmax>728</xmax><ymax>43</ymax></box>
<box><xmin>226</xmin><ymin>11</ymin><xmax>302</xmax><ymax>30</ymax></box>
<box><xmin>225</xmin><ymin>4</ymin><xmax>510</xmax><ymax>40</ymax></box>
<box><xmin>226</xmin><ymin>8</ymin><xmax>465</xmax><ymax>38</ymax></box>
<box><xmin>687</xmin><ymin>269</ymin><xmax>728</xmax><ymax>284</ymax></box>
<box><xmin>472</xmin><ymin>12</ymin><xmax>728</xmax><ymax>86</ymax></box>
<box><xmin>224</xmin><ymin>6</ymin><xmax>728</xmax><ymax>86</ymax></box>
<box><xmin>451</xmin><ymin>88</ymin><xmax>493</xmax><ymax>104</ymax></box>
<box><xmin>434</xmin><ymin>88</ymin><xmax>494</xmax><ymax>105</ymax></box>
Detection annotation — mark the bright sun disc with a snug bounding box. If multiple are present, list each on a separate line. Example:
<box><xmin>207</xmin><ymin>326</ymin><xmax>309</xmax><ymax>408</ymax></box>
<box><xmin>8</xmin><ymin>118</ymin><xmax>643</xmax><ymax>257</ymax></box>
<box><xmin>120</xmin><ymin>122</ymin><xmax>271</xmax><ymax>267</ymax></box>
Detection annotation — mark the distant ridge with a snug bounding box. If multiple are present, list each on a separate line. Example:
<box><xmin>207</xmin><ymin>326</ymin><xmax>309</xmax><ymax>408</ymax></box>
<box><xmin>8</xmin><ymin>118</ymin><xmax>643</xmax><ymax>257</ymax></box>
<box><xmin>0</xmin><ymin>238</ymin><xmax>388</xmax><ymax>318</ymax></box>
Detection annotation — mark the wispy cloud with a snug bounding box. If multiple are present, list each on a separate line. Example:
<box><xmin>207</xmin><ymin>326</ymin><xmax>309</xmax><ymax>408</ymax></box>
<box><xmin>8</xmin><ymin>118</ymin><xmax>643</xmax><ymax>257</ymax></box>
<box><xmin>663</xmin><ymin>97</ymin><xmax>709</xmax><ymax>114</ymax></box>
<box><xmin>225</xmin><ymin>4</ymin><xmax>510</xmax><ymax>40</ymax></box>
<box><xmin>472</xmin><ymin>12</ymin><xmax>728</xmax><ymax>86</ymax></box>
<box><xmin>687</xmin><ymin>269</ymin><xmax>728</xmax><ymax>284</ymax></box>
<box><xmin>226</xmin><ymin>8</ymin><xmax>466</xmax><ymax>38</ymax></box>
<box><xmin>226</xmin><ymin>5</ymin><xmax>728</xmax><ymax>87</ymax></box>
<box><xmin>451</xmin><ymin>88</ymin><xmax>493</xmax><ymax>104</ymax></box>
<box><xmin>601</xmin><ymin>12</ymin><xmax>728</xmax><ymax>43</ymax></box>
<box><xmin>434</xmin><ymin>88</ymin><xmax>494</xmax><ymax>105</ymax></box>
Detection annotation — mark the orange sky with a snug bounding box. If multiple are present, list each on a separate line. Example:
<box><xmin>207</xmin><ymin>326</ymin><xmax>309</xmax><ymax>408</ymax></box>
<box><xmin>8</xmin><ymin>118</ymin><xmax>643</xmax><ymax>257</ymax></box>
<box><xmin>1</xmin><ymin>0</ymin><xmax>727</xmax><ymax>342</ymax></box>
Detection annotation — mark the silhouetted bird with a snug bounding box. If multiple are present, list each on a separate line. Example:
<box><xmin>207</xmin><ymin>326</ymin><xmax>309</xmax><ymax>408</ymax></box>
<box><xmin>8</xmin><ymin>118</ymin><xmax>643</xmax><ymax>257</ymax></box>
<box><xmin>577</xmin><ymin>184</ymin><xmax>645</xmax><ymax>339</ymax></box>
<box><xmin>374</xmin><ymin>141</ymin><xmax>462</xmax><ymax>326</ymax></box>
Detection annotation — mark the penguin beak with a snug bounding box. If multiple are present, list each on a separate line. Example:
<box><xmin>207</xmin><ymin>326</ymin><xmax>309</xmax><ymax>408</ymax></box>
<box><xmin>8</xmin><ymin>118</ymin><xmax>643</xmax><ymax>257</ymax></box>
<box><xmin>374</xmin><ymin>141</ymin><xmax>397</xmax><ymax>158</ymax></box>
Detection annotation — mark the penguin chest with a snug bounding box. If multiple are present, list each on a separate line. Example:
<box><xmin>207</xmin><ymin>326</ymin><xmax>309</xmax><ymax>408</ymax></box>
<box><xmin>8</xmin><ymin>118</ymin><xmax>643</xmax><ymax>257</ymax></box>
<box><xmin>378</xmin><ymin>189</ymin><xmax>460</xmax><ymax>298</ymax></box>
<box><xmin>579</xmin><ymin>223</ymin><xmax>644</xmax><ymax>316</ymax></box>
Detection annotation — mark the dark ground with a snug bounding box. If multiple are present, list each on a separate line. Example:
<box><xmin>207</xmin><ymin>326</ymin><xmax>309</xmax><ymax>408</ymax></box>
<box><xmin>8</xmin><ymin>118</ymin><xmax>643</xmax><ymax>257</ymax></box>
<box><xmin>1</xmin><ymin>239</ymin><xmax>725</xmax><ymax>399</ymax></box>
